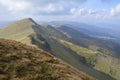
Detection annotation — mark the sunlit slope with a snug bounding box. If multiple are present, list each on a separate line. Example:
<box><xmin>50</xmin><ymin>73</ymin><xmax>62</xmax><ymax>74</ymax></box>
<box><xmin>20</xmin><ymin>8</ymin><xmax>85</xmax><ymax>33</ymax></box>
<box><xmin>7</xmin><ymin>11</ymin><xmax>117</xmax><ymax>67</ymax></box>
<box><xmin>55</xmin><ymin>25</ymin><xmax>120</xmax><ymax>57</ymax></box>
<box><xmin>0</xmin><ymin>18</ymin><xmax>36</xmax><ymax>44</ymax></box>
<box><xmin>30</xmin><ymin>25</ymin><xmax>116</xmax><ymax>80</ymax></box>
<box><xmin>59</xmin><ymin>39</ymin><xmax>120</xmax><ymax>80</ymax></box>
<box><xmin>59</xmin><ymin>39</ymin><xmax>97</xmax><ymax>59</ymax></box>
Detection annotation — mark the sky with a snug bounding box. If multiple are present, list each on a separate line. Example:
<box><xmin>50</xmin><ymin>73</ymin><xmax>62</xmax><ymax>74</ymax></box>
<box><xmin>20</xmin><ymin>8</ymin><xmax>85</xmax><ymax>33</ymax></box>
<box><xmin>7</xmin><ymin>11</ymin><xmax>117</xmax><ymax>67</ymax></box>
<box><xmin>0</xmin><ymin>0</ymin><xmax>120</xmax><ymax>24</ymax></box>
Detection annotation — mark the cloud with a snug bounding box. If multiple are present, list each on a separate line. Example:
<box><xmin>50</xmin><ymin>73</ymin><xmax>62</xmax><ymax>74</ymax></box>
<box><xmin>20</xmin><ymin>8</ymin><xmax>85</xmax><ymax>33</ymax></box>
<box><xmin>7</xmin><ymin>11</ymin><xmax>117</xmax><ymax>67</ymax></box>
<box><xmin>0</xmin><ymin>0</ymin><xmax>87</xmax><ymax>15</ymax></box>
<box><xmin>70</xmin><ymin>8</ymin><xmax>107</xmax><ymax>18</ymax></box>
<box><xmin>111</xmin><ymin>4</ymin><xmax>120</xmax><ymax>16</ymax></box>
<box><xmin>35</xmin><ymin>0</ymin><xmax>87</xmax><ymax>4</ymax></box>
<box><xmin>36</xmin><ymin>4</ymin><xmax>64</xmax><ymax>14</ymax></box>
<box><xmin>0</xmin><ymin>0</ymin><xmax>30</xmax><ymax>11</ymax></box>
<box><xmin>70</xmin><ymin>8</ymin><xmax>88</xmax><ymax>17</ymax></box>
<box><xmin>0</xmin><ymin>0</ymin><xmax>119</xmax><ymax>22</ymax></box>
<box><xmin>0</xmin><ymin>0</ymin><xmax>88</xmax><ymax>21</ymax></box>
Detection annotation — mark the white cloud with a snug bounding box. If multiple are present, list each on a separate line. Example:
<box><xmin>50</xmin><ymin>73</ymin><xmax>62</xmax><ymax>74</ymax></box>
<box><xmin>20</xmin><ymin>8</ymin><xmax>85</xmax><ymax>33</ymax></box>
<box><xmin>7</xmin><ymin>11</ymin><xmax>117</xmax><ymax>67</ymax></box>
<box><xmin>0</xmin><ymin>0</ymin><xmax>86</xmax><ymax>15</ymax></box>
<box><xmin>0</xmin><ymin>0</ymin><xmax>119</xmax><ymax>22</ymax></box>
<box><xmin>37</xmin><ymin>4</ymin><xmax>64</xmax><ymax>14</ymax></box>
<box><xmin>36</xmin><ymin>0</ymin><xmax>87</xmax><ymax>4</ymax></box>
<box><xmin>70</xmin><ymin>8</ymin><xmax>88</xmax><ymax>17</ymax></box>
<box><xmin>111</xmin><ymin>4</ymin><xmax>120</xmax><ymax>16</ymax></box>
<box><xmin>88</xmin><ymin>9</ymin><xmax>98</xmax><ymax>15</ymax></box>
<box><xmin>70</xmin><ymin>8</ymin><xmax>107</xmax><ymax>19</ymax></box>
<box><xmin>0</xmin><ymin>0</ymin><xmax>30</xmax><ymax>12</ymax></box>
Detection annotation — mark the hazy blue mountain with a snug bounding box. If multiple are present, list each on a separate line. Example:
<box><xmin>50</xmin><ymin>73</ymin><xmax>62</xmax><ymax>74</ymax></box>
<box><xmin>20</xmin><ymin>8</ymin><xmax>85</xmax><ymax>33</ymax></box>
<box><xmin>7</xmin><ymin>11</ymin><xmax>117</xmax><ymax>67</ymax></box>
<box><xmin>49</xmin><ymin>21</ymin><xmax>120</xmax><ymax>43</ymax></box>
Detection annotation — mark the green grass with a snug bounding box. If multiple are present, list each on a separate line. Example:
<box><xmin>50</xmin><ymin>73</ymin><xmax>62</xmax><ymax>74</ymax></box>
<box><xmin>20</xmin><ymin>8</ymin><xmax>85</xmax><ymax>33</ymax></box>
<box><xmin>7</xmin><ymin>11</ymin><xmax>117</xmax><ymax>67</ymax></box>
<box><xmin>59</xmin><ymin>39</ymin><xmax>120</xmax><ymax>80</ymax></box>
<box><xmin>94</xmin><ymin>54</ymin><xmax>120</xmax><ymax>80</ymax></box>
<box><xmin>0</xmin><ymin>18</ymin><xmax>35</xmax><ymax>45</ymax></box>
<box><xmin>60</xmin><ymin>39</ymin><xmax>97</xmax><ymax>58</ymax></box>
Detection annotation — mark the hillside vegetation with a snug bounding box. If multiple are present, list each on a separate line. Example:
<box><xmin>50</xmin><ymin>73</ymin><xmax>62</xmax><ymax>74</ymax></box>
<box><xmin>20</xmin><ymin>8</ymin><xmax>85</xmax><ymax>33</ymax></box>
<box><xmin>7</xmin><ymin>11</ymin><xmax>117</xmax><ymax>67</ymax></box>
<box><xmin>0</xmin><ymin>39</ymin><xmax>95</xmax><ymax>80</ymax></box>
<box><xmin>59</xmin><ymin>39</ymin><xmax>97</xmax><ymax>59</ymax></box>
<box><xmin>0</xmin><ymin>18</ymin><xmax>118</xmax><ymax>80</ymax></box>
<box><xmin>59</xmin><ymin>39</ymin><xmax>120</xmax><ymax>79</ymax></box>
<box><xmin>0</xmin><ymin>18</ymin><xmax>36</xmax><ymax>44</ymax></box>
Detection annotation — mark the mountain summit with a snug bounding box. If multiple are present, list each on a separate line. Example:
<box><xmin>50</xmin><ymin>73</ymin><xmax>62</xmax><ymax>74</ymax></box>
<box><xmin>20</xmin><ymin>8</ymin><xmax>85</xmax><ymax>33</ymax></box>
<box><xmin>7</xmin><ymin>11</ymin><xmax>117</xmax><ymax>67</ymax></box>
<box><xmin>0</xmin><ymin>18</ymin><xmax>38</xmax><ymax>44</ymax></box>
<box><xmin>18</xmin><ymin>18</ymin><xmax>37</xmax><ymax>25</ymax></box>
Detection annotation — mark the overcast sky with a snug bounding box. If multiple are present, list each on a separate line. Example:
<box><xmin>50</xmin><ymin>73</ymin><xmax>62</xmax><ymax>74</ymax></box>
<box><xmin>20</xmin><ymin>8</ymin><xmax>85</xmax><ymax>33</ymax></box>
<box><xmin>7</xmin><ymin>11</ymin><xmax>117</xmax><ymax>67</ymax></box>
<box><xmin>0</xmin><ymin>0</ymin><xmax>120</xmax><ymax>23</ymax></box>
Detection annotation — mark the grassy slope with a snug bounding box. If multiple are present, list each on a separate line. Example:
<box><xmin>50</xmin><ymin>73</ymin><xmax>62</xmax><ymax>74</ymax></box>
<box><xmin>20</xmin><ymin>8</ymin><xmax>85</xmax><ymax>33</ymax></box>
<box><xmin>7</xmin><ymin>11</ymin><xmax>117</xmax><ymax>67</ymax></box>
<box><xmin>60</xmin><ymin>39</ymin><xmax>97</xmax><ymax>59</ymax></box>
<box><xmin>0</xmin><ymin>18</ymin><xmax>117</xmax><ymax>80</ymax></box>
<box><xmin>31</xmin><ymin>25</ymin><xmax>116</xmax><ymax>80</ymax></box>
<box><xmin>0</xmin><ymin>39</ymin><xmax>95</xmax><ymax>80</ymax></box>
<box><xmin>59</xmin><ymin>39</ymin><xmax>120</xmax><ymax>80</ymax></box>
<box><xmin>94</xmin><ymin>55</ymin><xmax>120</xmax><ymax>80</ymax></box>
<box><xmin>0</xmin><ymin>18</ymin><xmax>35</xmax><ymax>44</ymax></box>
<box><xmin>57</xmin><ymin>26</ymin><xmax>120</xmax><ymax>57</ymax></box>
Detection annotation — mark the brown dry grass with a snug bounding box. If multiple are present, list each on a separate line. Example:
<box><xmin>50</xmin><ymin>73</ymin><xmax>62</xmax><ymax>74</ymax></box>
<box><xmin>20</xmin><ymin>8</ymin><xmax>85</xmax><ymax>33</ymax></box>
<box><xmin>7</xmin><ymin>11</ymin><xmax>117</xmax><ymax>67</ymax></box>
<box><xmin>0</xmin><ymin>39</ymin><xmax>95</xmax><ymax>80</ymax></box>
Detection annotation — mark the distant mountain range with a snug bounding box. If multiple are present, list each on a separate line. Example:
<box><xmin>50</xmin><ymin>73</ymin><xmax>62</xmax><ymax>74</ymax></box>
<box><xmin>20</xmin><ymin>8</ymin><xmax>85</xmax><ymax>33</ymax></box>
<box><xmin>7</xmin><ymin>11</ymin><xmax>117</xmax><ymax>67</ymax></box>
<box><xmin>49</xmin><ymin>21</ymin><xmax>120</xmax><ymax>44</ymax></box>
<box><xmin>0</xmin><ymin>18</ymin><xmax>120</xmax><ymax>80</ymax></box>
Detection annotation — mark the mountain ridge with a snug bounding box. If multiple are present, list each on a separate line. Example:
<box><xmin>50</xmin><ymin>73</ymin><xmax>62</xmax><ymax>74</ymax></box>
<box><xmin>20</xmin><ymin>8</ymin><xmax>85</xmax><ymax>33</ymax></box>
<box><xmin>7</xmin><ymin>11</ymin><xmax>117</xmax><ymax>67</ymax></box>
<box><xmin>0</xmin><ymin>18</ymin><xmax>118</xmax><ymax>80</ymax></box>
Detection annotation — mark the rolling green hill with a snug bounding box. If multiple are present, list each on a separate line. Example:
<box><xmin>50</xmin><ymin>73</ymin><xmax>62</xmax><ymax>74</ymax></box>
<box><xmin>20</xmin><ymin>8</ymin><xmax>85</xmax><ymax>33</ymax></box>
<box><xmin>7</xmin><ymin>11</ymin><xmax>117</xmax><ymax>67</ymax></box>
<box><xmin>0</xmin><ymin>18</ymin><xmax>118</xmax><ymax>80</ymax></box>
